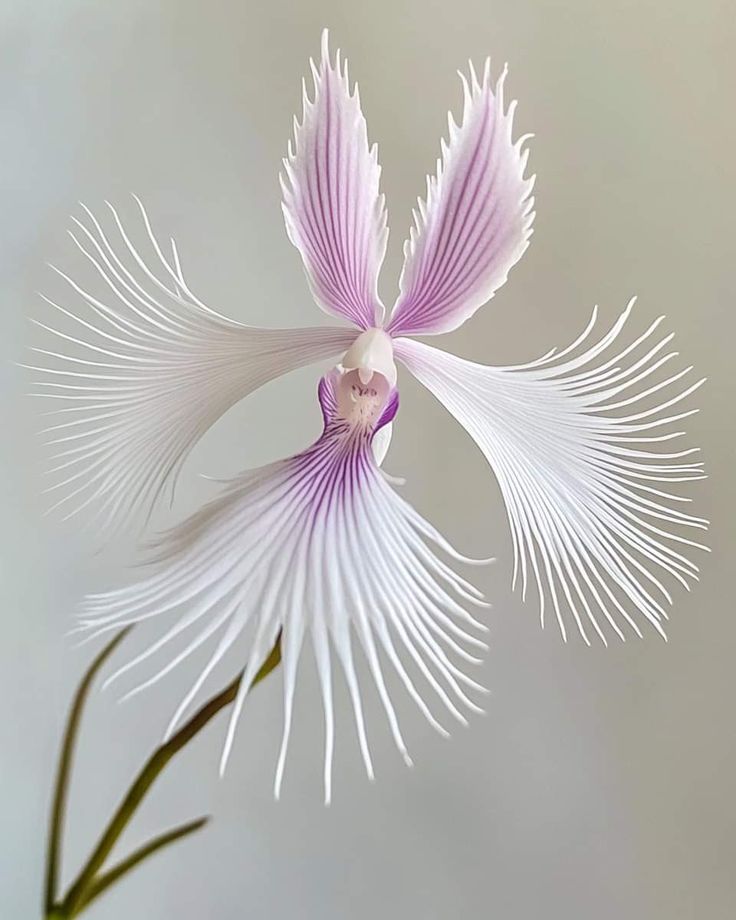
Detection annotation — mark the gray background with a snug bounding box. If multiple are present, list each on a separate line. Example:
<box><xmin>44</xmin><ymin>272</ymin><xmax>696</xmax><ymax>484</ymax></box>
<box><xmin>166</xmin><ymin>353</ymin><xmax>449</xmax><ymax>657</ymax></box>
<box><xmin>1</xmin><ymin>1</ymin><xmax>734</xmax><ymax>918</ymax></box>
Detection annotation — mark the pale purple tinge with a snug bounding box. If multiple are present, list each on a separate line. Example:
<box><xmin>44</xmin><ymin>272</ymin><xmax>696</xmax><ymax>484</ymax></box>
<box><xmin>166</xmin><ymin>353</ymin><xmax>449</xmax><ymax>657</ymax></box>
<box><xmin>30</xmin><ymin>29</ymin><xmax>707</xmax><ymax>800</ymax></box>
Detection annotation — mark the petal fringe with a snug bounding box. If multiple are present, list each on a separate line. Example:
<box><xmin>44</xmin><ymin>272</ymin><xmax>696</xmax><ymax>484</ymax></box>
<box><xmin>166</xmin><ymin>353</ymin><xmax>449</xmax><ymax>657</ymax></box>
<box><xmin>281</xmin><ymin>29</ymin><xmax>388</xmax><ymax>330</ymax></box>
<box><xmin>387</xmin><ymin>60</ymin><xmax>534</xmax><ymax>336</ymax></box>
<box><xmin>395</xmin><ymin>300</ymin><xmax>707</xmax><ymax>644</ymax></box>
<box><xmin>28</xmin><ymin>197</ymin><xmax>354</xmax><ymax>533</ymax></box>
<box><xmin>77</xmin><ymin>414</ymin><xmax>490</xmax><ymax>801</ymax></box>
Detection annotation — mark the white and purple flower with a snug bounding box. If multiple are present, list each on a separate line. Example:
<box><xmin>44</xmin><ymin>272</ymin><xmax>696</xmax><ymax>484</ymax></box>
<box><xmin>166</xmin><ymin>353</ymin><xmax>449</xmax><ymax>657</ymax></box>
<box><xmin>32</xmin><ymin>30</ymin><xmax>707</xmax><ymax>799</ymax></box>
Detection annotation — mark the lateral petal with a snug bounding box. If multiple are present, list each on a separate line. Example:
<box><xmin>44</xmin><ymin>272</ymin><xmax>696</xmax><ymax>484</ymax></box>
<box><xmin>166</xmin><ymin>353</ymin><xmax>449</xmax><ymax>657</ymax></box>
<box><xmin>29</xmin><ymin>198</ymin><xmax>354</xmax><ymax>532</ymax></box>
<box><xmin>387</xmin><ymin>61</ymin><xmax>534</xmax><ymax>337</ymax></box>
<box><xmin>281</xmin><ymin>29</ymin><xmax>388</xmax><ymax>329</ymax></box>
<box><xmin>77</xmin><ymin>380</ymin><xmax>489</xmax><ymax>800</ymax></box>
<box><xmin>395</xmin><ymin>301</ymin><xmax>707</xmax><ymax>643</ymax></box>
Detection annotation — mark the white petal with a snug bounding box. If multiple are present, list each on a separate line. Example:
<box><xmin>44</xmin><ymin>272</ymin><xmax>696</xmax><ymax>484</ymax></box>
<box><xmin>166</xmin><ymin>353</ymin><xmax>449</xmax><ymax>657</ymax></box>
<box><xmin>29</xmin><ymin>198</ymin><xmax>354</xmax><ymax>532</ymax></box>
<box><xmin>281</xmin><ymin>29</ymin><xmax>388</xmax><ymax>329</ymax></box>
<box><xmin>371</xmin><ymin>421</ymin><xmax>393</xmax><ymax>466</ymax></box>
<box><xmin>371</xmin><ymin>423</ymin><xmax>406</xmax><ymax>486</ymax></box>
<box><xmin>78</xmin><ymin>404</ymin><xmax>490</xmax><ymax>798</ymax></box>
<box><xmin>387</xmin><ymin>61</ymin><xmax>534</xmax><ymax>336</ymax></box>
<box><xmin>395</xmin><ymin>300</ymin><xmax>707</xmax><ymax>643</ymax></box>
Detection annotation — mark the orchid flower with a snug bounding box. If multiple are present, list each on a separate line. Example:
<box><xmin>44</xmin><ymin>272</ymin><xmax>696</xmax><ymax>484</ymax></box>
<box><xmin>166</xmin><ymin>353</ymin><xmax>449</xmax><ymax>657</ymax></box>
<box><xmin>31</xmin><ymin>30</ymin><xmax>707</xmax><ymax>801</ymax></box>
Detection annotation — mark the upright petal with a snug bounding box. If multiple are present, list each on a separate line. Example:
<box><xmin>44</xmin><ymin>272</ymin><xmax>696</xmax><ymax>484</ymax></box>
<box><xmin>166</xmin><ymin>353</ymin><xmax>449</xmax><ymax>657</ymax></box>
<box><xmin>387</xmin><ymin>61</ymin><xmax>534</xmax><ymax>337</ymax></box>
<box><xmin>395</xmin><ymin>301</ymin><xmax>708</xmax><ymax>643</ymax></box>
<box><xmin>281</xmin><ymin>29</ymin><xmax>388</xmax><ymax>330</ymax></box>
<box><xmin>78</xmin><ymin>374</ymin><xmax>490</xmax><ymax>801</ymax></box>
<box><xmin>29</xmin><ymin>198</ymin><xmax>354</xmax><ymax>532</ymax></box>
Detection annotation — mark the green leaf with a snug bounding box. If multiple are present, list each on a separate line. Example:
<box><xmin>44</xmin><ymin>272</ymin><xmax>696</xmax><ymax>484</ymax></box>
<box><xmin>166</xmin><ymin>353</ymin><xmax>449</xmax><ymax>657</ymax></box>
<box><xmin>60</xmin><ymin>635</ymin><xmax>282</xmax><ymax>917</ymax></box>
<box><xmin>44</xmin><ymin>627</ymin><xmax>133</xmax><ymax>912</ymax></box>
<box><xmin>71</xmin><ymin>817</ymin><xmax>210</xmax><ymax>916</ymax></box>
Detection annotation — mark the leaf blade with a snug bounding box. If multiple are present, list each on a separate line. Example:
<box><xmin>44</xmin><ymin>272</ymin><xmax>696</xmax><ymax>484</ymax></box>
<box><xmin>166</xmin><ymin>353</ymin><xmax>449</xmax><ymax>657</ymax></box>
<box><xmin>45</xmin><ymin>627</ymin><xmax>132</xmax><ymax>911</ymax></box>
<box><xmin>72</xmin><ymin>817</ymin><xmax>210</xmax><ymax>916</ymax></box>
<box><xmin>61</xmin><ymin>634</ymin><xmax>281</xmax><ymax>915</ymax></box>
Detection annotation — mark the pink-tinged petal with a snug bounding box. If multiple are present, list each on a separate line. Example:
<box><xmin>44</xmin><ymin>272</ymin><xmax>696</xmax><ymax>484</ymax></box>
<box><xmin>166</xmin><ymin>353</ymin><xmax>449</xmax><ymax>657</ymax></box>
<box><xmin>319</xmin><ymin>367</ymin><xmax>402</xmax><ymax>474</ymax></box>
<box><xmin>387</xmin><ymin>61</ymin><xmax>534</xmax><ymax>337</ymax></box>
<box><xmin>28</xmin><ymin>198</ymin><xmax>355</xmax><ymax>533</ymax></box>
<box><xmin>395</xmin><ymin>300</ymin><xmax>708</xmax><ymax>643</ymax></box>
<box><xmin>77</xmin><ymin>375</ymin><xmax>490</xmax><ymax>802</ymax></box>
<box><xmin>281</xmin><ymin>30</ymin><xmax>388</xmax><ymax>330</ymax></box>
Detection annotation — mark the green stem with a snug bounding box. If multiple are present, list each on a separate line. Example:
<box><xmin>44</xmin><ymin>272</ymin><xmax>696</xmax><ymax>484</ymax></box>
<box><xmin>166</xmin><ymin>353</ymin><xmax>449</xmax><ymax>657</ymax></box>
<box><xmin>44</xmin><ymin>628</ymin><xmax>133</xmax><ymax>912</ymax></box>
<box><xmin>58</xmin><ymin>638</ymin><xmax>281</xmax><ymax>917</ymax></box>
<box><xmin>71</xmin><ymin>817</ymin><xmax>209</xmax><ymax>916</ymax></box>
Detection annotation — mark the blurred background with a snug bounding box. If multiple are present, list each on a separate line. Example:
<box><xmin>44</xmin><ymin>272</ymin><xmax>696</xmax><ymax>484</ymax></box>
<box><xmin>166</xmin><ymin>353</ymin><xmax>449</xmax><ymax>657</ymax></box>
<box><xmin>1</xmin><ymin>1</ymin><xmax>734</xmax><ymax>917</ymax></box>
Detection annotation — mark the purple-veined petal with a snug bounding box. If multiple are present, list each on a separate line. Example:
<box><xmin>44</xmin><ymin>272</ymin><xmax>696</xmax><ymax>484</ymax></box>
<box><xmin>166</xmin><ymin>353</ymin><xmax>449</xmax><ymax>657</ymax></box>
<box><xmin>395</xmin><ymin>300</ymin><xmax>708</xmax><ymax>643</ymax></box>
<box><xmin>77</xmin><ymin>376</ymin><xmax>490</xmax><ymax>802</ymax></box>
<box><xmin>28</xmin><ymin>198</ymin><xmax>355</xmax><ymax>533</ymax></box>
<box><xmin>281</xmin><ymin>29</ymin><xmax>388</xmax><ymax>330</ymax></box>
<box><xmin>320</xmin><ymin>366</ymin><xmax>402</xmax><ymax>479</ymax></box>
<box><xmin>371</xmin><ymin>421</ymin><xmax>393</xmax><ymax>466</ymax></box>
<box><xmin>387</xmin><ymin>61</ymin><xmax>534</xmax><ymax>337</ymax></box>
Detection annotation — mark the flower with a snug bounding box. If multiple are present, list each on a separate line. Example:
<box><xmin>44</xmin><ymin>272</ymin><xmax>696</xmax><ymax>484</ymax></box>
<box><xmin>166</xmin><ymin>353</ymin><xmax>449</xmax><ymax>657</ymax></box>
<box><xmin>32</xmin><ymin>30</ymin><xmax>707</xmax><ymax>800</ymax></box>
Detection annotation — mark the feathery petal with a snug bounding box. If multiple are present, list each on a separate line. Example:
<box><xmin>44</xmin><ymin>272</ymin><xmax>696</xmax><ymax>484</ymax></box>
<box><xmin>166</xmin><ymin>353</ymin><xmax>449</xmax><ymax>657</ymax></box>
<box><xmin>395</xmin><ymin>300</ymin><xmax>707</xmax><ymax>643</ymax></box>
<box><xmin>30</xmin><ymin>198</ymin><xmax>354</xmax><ymax>532</ymax></box>
<box><xmin>78</xmin><ymin>373</ymin><xmax>489</xmax><ymax>801</ymax></box>
<box><xmin>387</xmin><ymin>60</ymin><xmax>534</xmax><ymax>337</ymax></box>
<box><xmin>281</xmin><ymin>29</ymin><xmax>388</xmax><ymax>329</ymax></box>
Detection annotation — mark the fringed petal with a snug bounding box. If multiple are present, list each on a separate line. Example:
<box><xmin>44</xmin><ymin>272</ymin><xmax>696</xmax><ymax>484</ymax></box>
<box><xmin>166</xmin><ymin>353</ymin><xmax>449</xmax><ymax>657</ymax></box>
<box><xmin>281</xmin><ymin>29</ymin><xmax>388</xmax><ymax>329</ymax></box>
<box><xmin>28</xmin><ymin>198</ymin><xmax>354</xmax><ymax>532</ymax></box>
<box><xmin>387</xmin><ymin>60</ymin><xmax>534</xmax><ymax>337</ymax></box>
<box><xmin>77</xmin><ymin>390</ymin><xmax>489</xmax><ymax>801</ymax></box>
<box><xmin>395</xmin><ymin>300</ymin><xmax>708</xmax><ymax>643</ymax></box>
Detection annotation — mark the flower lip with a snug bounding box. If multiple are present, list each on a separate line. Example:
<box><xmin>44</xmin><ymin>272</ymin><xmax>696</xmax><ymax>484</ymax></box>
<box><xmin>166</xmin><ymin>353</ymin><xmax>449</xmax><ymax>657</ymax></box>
<box><xmin>340</xmin><ymin>327</ymin><xmax>397</xmax><ymax>387</ymax></box>
<box><xmin>335</xmin><ymin>369</ymin><xmax>391</xmax><ymax>428</ymax></box>
<box><xmin>319</xmin><ymin>365</ymin><xmax>398</xmax><ymax>432</ymax></box>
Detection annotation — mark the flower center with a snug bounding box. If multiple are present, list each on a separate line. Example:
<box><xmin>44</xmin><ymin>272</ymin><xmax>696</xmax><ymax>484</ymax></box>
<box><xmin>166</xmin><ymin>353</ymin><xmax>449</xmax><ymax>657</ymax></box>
<box><xmin>335</xmin><ymin>369</ymin><xmax>390</xmax><ymax>427</ymax></box>
<box><xmin>340</xmin><ymin>328</ymin><xmax>397</xmax><ymax>387</ymax></box>
<box><xmin>324</xmin><ymin>328</ymin><xmax>398</xmax><ymax>431</ymax></box>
